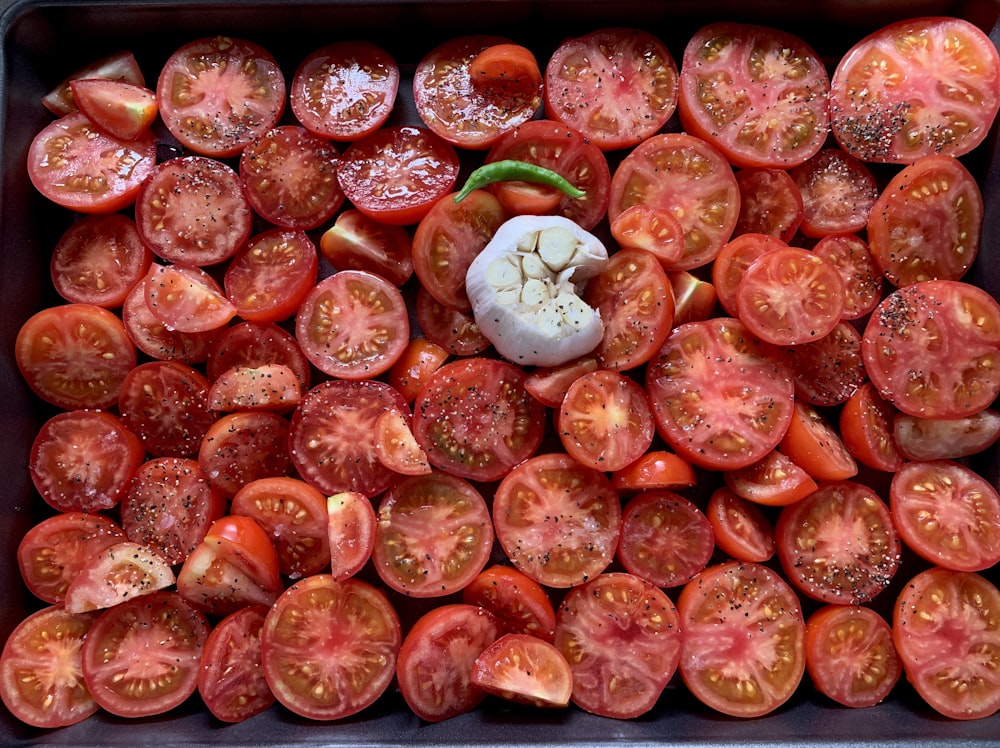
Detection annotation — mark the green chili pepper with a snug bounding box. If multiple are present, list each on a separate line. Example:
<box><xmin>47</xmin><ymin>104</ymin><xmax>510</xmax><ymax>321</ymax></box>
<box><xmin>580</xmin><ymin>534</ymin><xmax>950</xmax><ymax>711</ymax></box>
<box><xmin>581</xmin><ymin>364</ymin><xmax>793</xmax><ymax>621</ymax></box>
<box><xmin>453</xmin><ymin>159</ymin><xmax>586</xmax><ymax>203</ymax></box>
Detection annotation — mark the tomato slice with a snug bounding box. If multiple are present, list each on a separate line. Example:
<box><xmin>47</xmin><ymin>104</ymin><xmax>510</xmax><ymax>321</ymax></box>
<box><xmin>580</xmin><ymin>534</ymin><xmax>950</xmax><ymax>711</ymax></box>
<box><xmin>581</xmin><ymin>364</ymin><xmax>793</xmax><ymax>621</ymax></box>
<box><xmin>492</xmin><ymin>452</ymin><xmax>621</xmax><ymax>589</ymax></box>
<box><xmin>711</xmin><ymin>232</ymin><xmax>785</xmax><ymax>317</ymax></box>
<box><xmin>471</xmin><ymin>633</ymin><xmax>572</xmax><ymax>708</ymax></box>
<box><xmin>208</xmin><ymin>363</ymin><xmax>303</xmax><ymax>412</ymax></box>
<box><xmin>396</xmin><ymin>604</ymin><xmax>502</xmax><ymax>722</ymax></box>
<box><xmin>144</xmin><ymin>263</ymin><xmax>238</xmax><ymax>334</ymax></box>
<box><xmin>677</xmin><ymin>561</ymin><xmax>805</xmax><ymax>718</ymax></box>
<box><xmin>705</xmin><ymin>486</ymin><xmax>776</xmax><ymax>563</ymax></box>
<box><xmin>198</xmin><ymin>410</ymin><xmax>293</xmax><ymax>496</ymax></box>
<box><xmin>70</xmin><ymin>78</ymin><xmax>158</xmax><ymax>141</ymax></box>
<box><xmin>319</xmin><ymin>208</ymin><xmax>414</xmax><ymax>287</ymax></box>
<box><xmin>373</xmin><ymin>471</ymin><xmax>493</xmax><ymax>598</ymax></box>
<box><xmin>789</xmin><ymin>148</ymin><xmax>878</xmax><ymax>238</ymax></box>
<box><xmin>733</xmin><ymin>167</ymin><xmax>803</xmax><ymax>242</ymax></box>
<box><xmin>830</xmin><ymin>16</ymin><xmax>1000</xmax><ymax>163</ymax></box>
<box><xmin>839</xmin><ymin>381</ymin><xmax>907</xmax><ymax>473</ymax></box>
<box><xmin>723</xmin><ymin>448</ymin><xmax>818</xmax><ymax>507</ymax></box>
<box><xmin>554</xmin><ymin>572</ymin><xmax>682</xmax><ymax>719</ymax></box>
<box><xmin>224</xmin><ymin>229</ymin><xmax>319</xmax><ymax>323</ymax></box>
<box><xmin>783</xmin><ymin>322</ymin><xmax>866</xmax><ymax>407</ymax></box>
<box><xmin>42</xmin><ymin>50</ymin><xmax>144</xmax><ymax>116</ymax></box>
<box><xmin>0</xmin><ymin>606</ymin><xmax>100</xmax><ymax>728</ymax></box>
<box><xmin>470</xmin><ymin>43</ymin><xmax>542</xmax><ymax>87</ymax></box>
<box><xmin>545</xmin><ymin>27</ymin><xmax>678</xmax><ymax>151</ymax></box>
<box><xmin>387</xmin><ymin>337</ymin><xmax>450</xmax><ymax>404</ymax></box>
<box><xmin>609</xmin><ymin>204</ymin><xmax>685</xmax><ymax>267</ymax></box>
<box><xmin>326</xmin><ymin>491</ymin><xmax>377</xmax><ymax>581</ymax></box>
<box><xmin>894</xmin><ymin>568</ymin><xmax>1000</xmax><ymax>719</ymax></box>
<box><xmin>372</xmin><ymin>408</ymin><xmax>432</xmax><ymax>476</ymax></box>
<box><xmin>462</xmin><ymin>565</ymin><xmax>557</xmax><ymax>642</ymax></box>
<box><xmin>261</xmin><ymin>575</ymin><xmax>401</xmax><ymax>721</ymax></box>
<box><xmin>64</xmin><ymin>540</ymin><xmax>175</xmax><ymax>614</ymax></box>
<box><xmin>205</xmin><ymin>320</ymin><xmax>311</xmax><ymax>391</ymax></box>
<box><xmin>811</xmin><ymin>233</ymin><xmax>883</xmax><ymax>321</ymax></box>
<box><xmin>81</xmin><ymin>591</ymin><xmax>209</xmax><ymax>718</ymax></box>
<box><xmin>610</xmin><ymin>450</ymin><xmax>698</xmax><ymax>493</ymax></box>
<box><xmin>156</xmin><ymin>35</ymin><xmax>285</xmax><ymax>157</ymax></box>
<box><xmin>779</xmin><ymin>400</ymin><xmax>858</xmax><ymax>481</ymax></box>
<box><xmin>805</xmin><ymin>604</ymin><xmax>901</xmax><ymax>709</ymax></box>
<box><xmin>893</xmin><ymin>409</ymin><xmax>1000</xmax><ymax>462</ymax></box>
<box><xmin>524</xmin><ymin>356</ymin><xmax>599</xmax><ymax>409</ymax></box>
<box><xmin>122</xmin><ymin>276</ymin><xmax>222</xmax><ymax>364</ymax></box>
<box><xmin>645</xmin><ymin>317</ymin><xmax>795</xmax><ymax>470</ymax></box>
<box><xmin>678</xmin><ymin>22</ymin><xmax>830</xmax><ymax>168</ymax></box>
<box><xmin>198</xmin><ymin>605</ymin><xmax>275</xmax><ymax>723</ymax></box>
<box><xmin>776</xmin><ymin>480</ymin><xmax>901</xmax><ymax>604</ymax></box>
<box><xmin>414</xmin><ymin>287</ymin><xmax>492</xmax><ymax>357</ymax></box>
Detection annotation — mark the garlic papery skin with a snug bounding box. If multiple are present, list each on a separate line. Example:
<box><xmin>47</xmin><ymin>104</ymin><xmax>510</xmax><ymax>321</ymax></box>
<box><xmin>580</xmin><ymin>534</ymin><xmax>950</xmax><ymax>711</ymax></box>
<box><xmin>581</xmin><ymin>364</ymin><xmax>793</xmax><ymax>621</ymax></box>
<box><xmin>465</xmin><ymin>215</ymin><xmax>608</xmax><ymax>367</ymax></box>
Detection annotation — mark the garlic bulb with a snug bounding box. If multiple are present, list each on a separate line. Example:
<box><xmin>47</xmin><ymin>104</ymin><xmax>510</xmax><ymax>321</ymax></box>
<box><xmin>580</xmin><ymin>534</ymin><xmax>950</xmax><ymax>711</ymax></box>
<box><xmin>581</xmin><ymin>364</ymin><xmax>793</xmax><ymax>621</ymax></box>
<box><xmin>465</xmin><ymin>215</ymin><xmax>608</xmax><ymax>367</ymax></box>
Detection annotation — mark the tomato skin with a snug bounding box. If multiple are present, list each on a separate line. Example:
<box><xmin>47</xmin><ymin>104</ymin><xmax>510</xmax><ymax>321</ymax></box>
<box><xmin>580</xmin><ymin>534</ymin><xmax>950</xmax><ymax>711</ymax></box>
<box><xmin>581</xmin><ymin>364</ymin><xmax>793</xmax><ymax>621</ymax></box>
<box><xmin>0</xmin><ymin>606</ymin><xmax>100</xmax><ymax>728</ymax></box>
<box><xmin>893</xmin><ymin>409</ymin><xmax>1000</xmax><ymax>462</ymax></box>
<box><xmin>779</xmin><ymin>400</ymin><xmax>858</xmax><ymax>482</ymax></box>
<box><xmin>387</xmin><ymin>337</ymin><xmax>450</xmax><ymax>404</ymax></box>
<box><xmin>198</xmin><ymin>605</ymin><xmax>275</xmax><ymax>723</ymax></box>
<box><xmin>894</xmin><ymin>568</ymin><xmax>1000</xmax><ymax>720</ymax></box>
<box><xmin>471</xmin><ymin>633</ymin><xmax>573</xmax><ymax>708</ymax></box>
<box><xmin>42</xmin><ymin>50</ymin><xmax>145</xmax><ymax>116</ymax></box>
<box><xmin>610</xmin><ymin>450</ymin><xmax>697</xmax><ymax>493</ymax></box>
<box><xmin>224</xmin><ymin>229</ymin><xmax>319</xmax><ymax>323</ymax></box>
<box><xmin>723</xmin><ymin>448</ymin><xmax>818</xmax><ymax>507</ymax></box>
<box><xmin>705</xmin><ymin>486</ymin><xmax>776</xmax><ymax>563</ymax></box>
<box><xmin>554</xmin><ymin>573</ymin><xmax>682</xmax><ymax>719</ymax></box>
<box><xmin>319</xmin><ymin>208</ymin><xmax>414</xmax><ymax>287</ymax></box>
<box><xmin>462</xmin><ymin>565</ymin><xmax>557</xmax><ymax>642</ymax></box>
<box><xmin>261</xmin><ymin>575</ymin><xmax>401</xmax><ymax>721</ymax></box>
<box><xmin>839</xmin><ymin>382</ymin><xmax>907</xmax><ymax>473</ymax></box>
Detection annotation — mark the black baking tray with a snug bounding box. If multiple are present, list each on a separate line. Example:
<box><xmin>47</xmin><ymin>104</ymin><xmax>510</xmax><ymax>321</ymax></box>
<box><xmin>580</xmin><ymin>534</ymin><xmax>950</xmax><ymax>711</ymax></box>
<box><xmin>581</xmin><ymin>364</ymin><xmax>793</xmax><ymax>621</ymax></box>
<box><xmin>2</xmin><ymin>0</ymin><xmax>1000</xmax><ymax>745</ymax></box>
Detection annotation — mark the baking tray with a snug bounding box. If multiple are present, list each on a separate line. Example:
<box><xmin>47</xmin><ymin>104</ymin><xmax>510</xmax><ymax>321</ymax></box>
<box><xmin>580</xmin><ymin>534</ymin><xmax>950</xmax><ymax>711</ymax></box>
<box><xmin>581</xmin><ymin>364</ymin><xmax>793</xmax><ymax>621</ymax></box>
<box><xmin>1</xmin><ymin>0</ymin><xmax>1000</xmax><ymax>745</ymax></box>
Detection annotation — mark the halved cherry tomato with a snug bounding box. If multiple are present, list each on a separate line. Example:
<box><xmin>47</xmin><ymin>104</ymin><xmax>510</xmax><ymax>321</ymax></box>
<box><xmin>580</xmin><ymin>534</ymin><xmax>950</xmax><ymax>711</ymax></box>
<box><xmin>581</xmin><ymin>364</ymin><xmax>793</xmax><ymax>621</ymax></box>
<box><xmin>223</xmin><ymin>229</ymin><xmax>319</xmax><ymax>323</ymax></box>
<box><xmin>198</xmin><ymin>605</ymin><xmax>275</xmax><ymax>723</ymax></box>
<box><xmin>723</xmin><ymin>448</ymin><xmax>818</xmax><ymax>507</ymax></box>
<box><xmin>414</xmin><ymin>287</ymin><xmax>492</xmax><ymax>357</ymax></box>
<box><xmin>326</xmin><ymin>491</ymin><xmax>376</xmax><ymax>581</ymax></box>
<box><xmin>144</xmin><ymin>263</ymin><xmax>238</xmax><ymax>333</ymax></box>
<box><xmin>779</xmin><ymin>400</ymin><xmax>858</xmax><ymax>481</ymax></box>
<box><xmin>893</xmin><ymin>409</ymin><xmax>1000</xmax><ymax>462</ymax></box>
<box><xmin>208</xmin><ymin>364</ymin><xmax>303</xmax><ymax>412</ymax></box>
<box><xmin>523</xmin><ymin>356</ymin><xmax>599</xmax><ymax>409</ymax></box>
<box><xmin>783</xmin><ymin>322</ymin><xmax>866</xmax><ymax>407</ymax></box>
<box><xmin>839</xmin><ymin>382</ymin><xmax>907</xmax><ymax>473</ymax></box>
<box><xmin>319</xmin><ymin>208</ymin><xmax>414</xmax><ymax>287</ymax></box>
<box><xmin>610</xmin><ymin>450</ymin><xmax>698</xmax><ymax>494</ymax></box>
<box><xmin>42</xmin><ymin>50</ymin><xmax>144</xmax><ymax>115</ymax></box>
<box><xmin>471</xmin><ymin>633</ymin><xmax>572</xmax><ymax>708</ymax></box>
<box><xmin>387</xmin><ymin>337</ymin><xmax>450</xmax><ymax>404</ymax></box>
<box><xmin>733</xmin><ymin>167</ymin><xmax>803</xmax><ymax>242</ymax></box>
<box><xmin>63</xmin><ymin>540</ymin><xmax>174</xmax><ymax>614</ymax></box>
<box><xmin>811</xmin><ymin>233</ymin><xmax>883</xmax><ymax>320</ymax></box>
<box><xmin>609</xmin><ymin>204</ymin><xmax>685</xmax><ymax>267</ymax></box>
<box><xmin>711</xmin><ymin>232</ymin><xmax>785</xmax><ymax>317</ymax></box>
<box><xmin>69</xmin><ymin>78</ymin><xmax>157</xmax><ymax>140</ymax></box>
<box><xmin>122</xmin><ymin>276</ymin><xmax>221</xmax><ymax>364</ymax></box>
<box><xmin>197</xmin><ymin>410</ymin><xmax>293</xmax><ymax>496</ymax></box>
<box><xmin>705</xmin><ymin>486</ymin><xmax>776</xmax><ymax>563</ymax></box>
<box><xmin>205</xmin><ymin>320</ymin><xmax>311</xmax><ymax>390</ymax></box>
<box><xmin>373</xmin><ymin>409</ymin><xmax>432</xmax><ymax>476</ymax></box>
<box><xmin>470</xmin><ymin>43</ymin><xmax>542</xmax><ymax>87</ymax></box>
<box><xmin>789</xmin><ymin>148</ymin><xmax>878</xmax><ymax>238</ymax></box>
<box><xmin>462</xmin><ymin>565</ymin><xmax>557</xmax><ymax>642</ymax></box>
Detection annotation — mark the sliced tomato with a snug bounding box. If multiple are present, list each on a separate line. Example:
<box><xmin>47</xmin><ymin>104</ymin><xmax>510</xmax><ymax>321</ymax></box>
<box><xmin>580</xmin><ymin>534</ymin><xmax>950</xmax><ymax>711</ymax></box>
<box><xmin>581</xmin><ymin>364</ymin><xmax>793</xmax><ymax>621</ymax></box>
<box><xmin>805</xmin><ymin>604</ymin><xmax>901</xmax><ymax>709</ymax></box>
<box><xmin>523</xmin><ymin>356</ymin><xmax>599</xmax><ymax>408</ymax></box>
<box><xmin>723</xmin><ymin>448</ymin><xmax>818</xmax><ymax>507</ymax></box>
<box><xmin>205</xmin><ymin>320</ymin><xmax>311</xmax><ymax>391</ymax></box>
<box><xmin>789</xmin><ymin>148</ymin><xmax>878</xmax><ymax>238</ymax></box>
<box><xmin>705</xmin><ymin>486</ymin><xmax>776</xmax><ymax>563</ymax></box>
<box><xmin>733</xmin><ymin>167</ymin><xmax>804</xmax><ymax>242</ymax></box>
<box><xmin>387</xmin><ymin>337</ymin><xmax>450</xmax><ymax>404</ymax></box>
<box><xmin>319</xmin><ymin>208</ymin><xmax>414</xmax><ymax>287</ymax></box>
<box><xmin>295</xmin><ymin>270</ymin><xmax>409</xmax><ymax>380</ymax></box>
<box><xmin>42</xmin><ymin>50</ymin><xmax>144</xmax><ymax>115</ymax></box>
<box><xmin>893</xmin><ymin>409</ymin><xmax>1000</xmax><ymax>462</ymax></box>
<box><xmin>63</xmin><ymin>540</ymin><xmax>175</xmax><ymax>614</ymax></box>
<box><xmin>121</xmin><ymin>276</ymin><xmax>221</xmax><ymax>363</ymax></box>
<box><xmin>81</xmin><ymin>591</ymin><xmax>209</xmax><ymax>718</ymax></box>
<box><xmin>208</xmin><ymin>363</ymin><xmax>303</xmax><ymax>412</ymax></box>
<box><xmin>609</xmin><ymin>204</ymin><xmax>684</xmax><ymax>267</ymax></box>
<box><xmin>0</xmin><ymin>606</ymin><xmax>99</xmax><ymax>728</ymax></box>
<box><xmin>492</xmin><ymin>452</ymin><xmax>621</xmax><ymax>589</ymax></box>
<box><xmin>554</xmin><ymin>573</ymin><xmax>682</xmax><ymax>719</ymax></box>
<box><xmin>156</xmin><ymin>35</ymin><xmax>285</xmax><ymax>157</ymax></box>
<box><xmin>261</xmin><ymin>575</ymin><xmax>401</xmax><ymax>721</ymax></box>
<box><xmin>779</xmin><ymin>400</ymin><xmax>858</xmax><ymax>481</ymax></box>
<box><xmin>462</xmin><ymin>565</ymin><xmax>557</xmax><ymax>642</ymax></box>
<box><xmin>27</xmin><ymin>111</ymin><xmax>156</xmax><ymax>213</ymax></box>
<box><xmin>197</xmin><ymin>410</ymin><xmax>293</xmax><ymax>496</ymax></box>
<box><xmin>412</xmin><ymin>357</ymin><xmax>545</xmax><ymax>482</ymax></box>
<box><xmin>414</xmin><ymin>35</ymin><xmax>542</xmax><ymax>150</ymax></box>
<box><xmin>337</xmin><ymin>124</ymin><xmax>460</xmax><ymax>226</ymax></box>
<box><xmin>830</xmin><ymin>16</ymin><xmax>1000</xmax><ymax>163</ymax></box>
<box><xmin>610</xmin><ymin>450</ymin><xmax>698</xmax><ymax>493</ymax></box>
<box><xmin>414</xmin><ymin>287</ymin><xmax>492</xmax><ymax>356</ymax></box>
<box><xmin>677</xmin><ymin>560</ymin><xmax>805</xmax><ymax>717</ymax></box>
<box><xmin>223</xmin><ymin>229</ymin><xmax>319</xmax><ymax>323</ymax></box>
<box><xmin>471</xmin><ymin>633</ymin><xmax>572</xmax><ymax>708</ymax></box>
<box><xmin>678</xmin><ymin>22</ymin><xmax>829</xmax><ymax>168</ymax></box>
<box><xmin>144</xmin><ymin>263</ymin><xmax>238</xmax><ymax>333</ymax></box>
<box><xmin>645</xmin><ymin>317</ymin><xmax>795</xmax><ymax>471</ymax></box>
<box><xmin>198</xmin><ymin>605</ymin><xmax>275</xmax><ymax>723</ymax></box>
<box><xmin>776</xmin><ymin>480</ymin><xmax>900</xmax><ymax>604</ymax></box>
<box><xmin>894</xmin><ymin>568</ymin><xmax>1000</xmax><ymax>719</ymax></box>
<box><xmin>811</xmin><ymin>233</ymin><xmax>883</xmax><ymax>320</ymax></box>
<box><xmin>70</xmin><ymin>78</ymin><xmax>157</xmax><ymax>140</ymax></box>
<box><xmin>396</xmin><ymin>604</ymin><xmax>502</xmax><ymax>722</ymax></box>
<box><xmin>783</xmin><ymin>322</ymin><xmax>866</xmax><ymax>407</ymax></box>
<box><xmin>839</xmin><ymin>382</ymin><xmax>907</xmax><ymax>473</ymax></box>
<box><xmin>545</xmin><ymin>27</ymin><xmax>678</xmax><ymax>151</ymax></box>
<box><xmin>373</xmin><ymin>408</ymin><xmax>431</xmax><ymax>476</ymax></box>
<box><xmin>711</xmin><ymin>232</ymin><xmax>785</xmax><ymax>317</ymax></box>
<box><xmin>669</xmin><ymin>270</ymin><xmax>718</xmax><ymax>325</ymax></box>
<box><xmin>583</xmin><ymin>247</ymin><xmax>674</xmax><ymax>371</ymax></box>
<box><xmin>617</xmin><ymin>490</ymin><xmax>715</xmax><ymax>588</ymax></box>
<box><xmin>470</xmin><ymin>43</ymin><xmax>542</xmax><ymax>87</ymax></box>
<box><xmin>326</xmin><ymin>491</ymin><xmax>376</xmax><ymax>581</ymax></box>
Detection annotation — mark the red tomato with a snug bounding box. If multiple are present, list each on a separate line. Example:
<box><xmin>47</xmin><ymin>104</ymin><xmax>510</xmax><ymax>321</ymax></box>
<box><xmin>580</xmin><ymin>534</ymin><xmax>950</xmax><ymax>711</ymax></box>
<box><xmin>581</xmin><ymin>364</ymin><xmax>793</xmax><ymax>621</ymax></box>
<box><xmin>387</xmin><ymin>337</ymin><xmax>450</xmax><ymax>404</ymax></box>
<box><xmin>545</xmin><ymin>27</ymin><xmax>678</xmax><ymax>151</ymax></box>
<box><xmin>492</xmin><ymin>452</ymin><xmax>621</xmax><ymax>589</ymax></box>
<box><xmin>894</xmin><ymin>568</ymin><xmax>1000</xmax><ymax>719</ymax></box>
<box><xmin>121</xmin><ymin>456</ymin><xmax>226</xmax><ymax>566</ymax></box>
<box><xmin>121</xmin><ymin>275</ymin><xmax>221</xmax><ymax>363</ymax></box>
<box><xmin>208</xmin><ymin>363</ymin><xmax>303</xmax><ymax>412</ymax></box>
<box><xmin>805</xmin><ymin>604</ymin><xmax>901</xmax><ymax>709</ymax></box>
<box><xmin>396</xmin><ymin>604</ymin><xmax>502</xmax><ymax>722</ymax></box>
<box><xmin>15</xmin><ymin>303</ymin><xmax>136</xmax><ymax>410</ymax></box>
<box><xmin>609</xmin><ymin>204</ymin><xmax>684</xmax><ymax>267</ymax></box>
<box><xmin>135</xmin><ymin>156</ymin><xmax>253</xmax><ymax>266</ymax></box>
<box><xmin>677</xmin><ymin>561</ymin><xmax>805</xmax><ymax>717</ymax></box>
<box><xmin>554</xmin><ymin>573</ymin><xmax>682</xmax><ymax>719</ymax></box>
<box><xmin>861</xmin><ymin>280</ymin><xmax>1000</xmax><ymax>418</ymax></box>
<box><xmin>610</xmin><ymin>450</ymin><xmax>698</xmax><ymax>493</ymax></box>
<box><xmin>609</xmin><ymin>132</ymin><xmax>741</xmax><ymax>270</ymax></box>
<box><xmin>471</xmin><ymin>633</ymin><xmax>572</xmax><ymax>708</ymax></box>
<box><xmin>783</xmin><ymin>322</ymin><xmax>866</xmax><ymax>407</ymax></box>
<box><xmin>70</xmin><ymin>78</ymin><xmax>157</xmax><ymax>140</ymax></box>
<box><xmin>867</xmin><ymin>155</ymin><xmax>983</xmax><ymax>287</ymax></box>
<box><xmin>678</xmin><ymin>22</ymin><xmax>829</xmax><ymax>168</ymax></box>
<box><xmin>414</xmin><ymin>35</ymin><xmax>541</xmax><ymax>150</ymax></box>
<box><xmin>462</xmin><ymin>565</ymin><xmax>557</xmax><ymax>642</ymax></box>
<box><xmin>224</xmin><ymin>229</ymin><xmax>319</xmax><ymax>323</ymax></box>
<box><xmin>890</xmin><ymin>460</ymin><xmax>1000</xmax><ymax>572</ymax></box>
<box><xmin>711</xmin><ymin>232</ymin><xmax>785</xmax><ymax>317</ymax></box>
<box><xmin>372</xmin><ymin>408</ymin><xmax>432</xmax><ymax>477</ymax></box>
<box><xmin>412</xmin><ymin>357</ymin><xmax>545</xmax><ymax>482</ymax></box>
<box><xmin>736</xmin><ymin>246</ymin><xmax>846</xmax><ymax>346</ymax></box>
<box><xmin>290</xmin><ymin>40</ymin><xmax>399</xmax><ymax>141</ymax></box>
<box><xmin>583</xmin><ymin>247</ymin><xmax>674</xmax><ymax>371</ymax></box>
<box><xmin>27</xmin><ymin>111</ymin><xmax>156</xmax><ymax>213</ymax></box>
<box><xmin>830</xmin><ymin>16</ymin><xmax>1000</xmax><ymax>163</ymax></box>
<box><xmin>705</xmin><ymin>486</ymin><xmax>776</xmax><ymax>563</ymax></box>
<box><xmin>288</xmin><ymin>379</ymin><xmax>409</xmax><ymax>497</ymax></box>
<box><xmin>557</xmin><ymin>369</ymin><xmax>654</xmax><ymax>472</ymax></box>
<box><xmin>412</xmin><ymin>188</ymin><xmax>507</xmax><ymax>312</ymax></box>
<box><xmin>810</xmin><ymin>233</ymin><xmax>883</xmax><ymax>320</ymax></box>
<box><xmin>81</xmin><ymin>591</ymin><xmax>209</xmax><ymax>718</ymax></box>
<box><xmin>156</xmin><ymin>36</ymin><xmax>285</xmax><ymax>157</ymax></box>
<box><xmin>239</xmin><ymin>125</ymin><xmax>345</xmax><ymax>230</ymax></box>
<box><xmin>0</xmin><ymin>606</ymin><xmax>100</xmax><ymax>728</ymax></box>
<box><xmin>295</xmin><ymin>270</ymin><xmax>409</xmax><ymax>380</ymax></box>
<box><xmin>645</xmin><ymin>317</ymin><xmax>795</xmax><ymax>470</ymax></box>
<box><xmin>326</xmin><ymin>491</ymin><xmax>376</xmax><ymax>581</ymax></box>
<box><xmin>373</xmin><ymin>471</ymin><xmax>493</xmax><ymax>598</ymax></box>
<box><xmin>198</xmin><ymin>605</ymin><xmax>275</xmax><ymax>723</ymax></box>
<box><xmin>17</xmin><ymin>513</ymin><xmax>126</xmax><ymax>605</ymax></box>
<box><xmin>50</xmin><ymin>213</ymin><xmax>152</xmax><ymax>307</ymax></box>
<box><xmin>319</xmin><ymin>208</ymin><xmax>414</xmax><ymax>287</ymax></box>
<box><xmin>261</xmin><ymin>575</ymin><xmax>401</xmax><ymax>721</ymax></box>
<box><xmin>337</xmin><ymin>125</ymin><xmax>460</xmax><ymax>226</ymax></box>
<box><xmin>893</xmin><ymin>409</ymin><xmax>1000</xmax><ymax>462</ymax></box>
<box><xmin>414</xmin><ymin>287</ymin><xmax>492</xmax><ymax>356</ymax></box>
<box><xmin>63</xmin><ymin>540</ymin><xmax>175</xmax><ymax>614</ymax></box>
<box><xmin>29</xmin><ymin>409</ymin><xmax>143</xmax><ymax>513</ymax></box>
<box><xmin>42</xmin><ymin>50</ymin><xmax>144</xmax><ymax>116</ymax></box>
<box><xmin>524</xmin><ymin>356</ymin><xmax>599</xmax><ymax>408</ymax></box>
<box><xmin>617</xmin><ymin>490</ymin><xmax>714</xmax><ymax>588</ymax></box>
<box><xmin>118</xmin><ymin>360</ymin><xmax>214</xmax><ymax>457</ymax></box>
<box><xmin>205</xmin><ymin>320</ymin><xmax>311</xmax><ymax>390</ymax></box>
<box><xmin>733</xmin><ymin>167</ymin><xmax>804</xmax><ymax>242</ymax></box>
<box><xmin>470</xmin><ymin>43</ymin><xmax>542</xmax><ymax>87</ymax></box>
<box><xmin>723</xmin><ymin>448</ymin><xmax>818</xmax><ymax>507</ymax></box>
<box><xmin>485</xmin><ymin>119</ymin><xmax>611</xmax><ymax>231</ymax></box>
<box><xmin>776</xmin><ymin>480</ymin><xmax>900</xmax><ymax>604</ymax></box>
<box><xmin>789</xmin><ymin>148</ymin><xmax>878</xmax><ymax>238</ymax></box>
<box><xmin>144</xmin><ymin>263</ymin><xmax>238</xmax><ymax>333</ymax></box>
<box><xmin>779</xmin><ymin>400</ymin><xmax>858</xmax><ymax>481</ymax></box>
<box><xmin>198</xmin><ymin>411</ymin><xmax>292</xmax><ymax>496</ymax></box>
<box><xmin>839</xmin><ymin>382</ymin><xmax>907</xmax><ymax>473</ymax></box>
<box><xmin>232</xmin><ymin>476</ymin><xmax>331</xmax><ymax>579</ymax></box>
